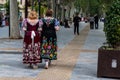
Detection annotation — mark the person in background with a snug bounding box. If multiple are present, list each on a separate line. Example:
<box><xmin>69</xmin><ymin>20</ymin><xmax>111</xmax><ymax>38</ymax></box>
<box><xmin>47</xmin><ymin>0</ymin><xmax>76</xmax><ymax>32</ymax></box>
<box><xmin>64</xmin><ymin>18</ymin><xmax>70</xmax><ymax>28</ymax></box>
<box><xmin>22</xmin><ymin>11</ymin><xmax>42</xmax><ymax>69</ymax></box>
<box><xmin>19</xmin><ymin>16</ymin><xmax>23</xmax><ymax>30</ymax></box>
<box><xmin>0</xmin><ymin>12</ymin><xmax>3</xmax><ymax>27</ymax></box>
<box><xmin>2</xmin><ymin>14</ymin><xmax>6</xmax><ymax>27</ymax></box>
<box><xmin>89</xmin><ymin>15</ymin><xmax>94</xmax><ymax>29</ymax></box>
<box><xmin>39</xmin><ymin>9</ymin><xmax>60</xmax><ymax>69</ymax></box>
<box><xmin>73</xmin><ymin>13</ymin><xmax>81</xmax><ymax>35</ymax></box>
<box><xmin>94</xmin><ymin>14</ymin><xmax>99</xmax><ymax>29</ymax></box>
<box><xmin>5</xmin><ymin>14</ymin><xmax>9</xmax><ymax>26</ymax></box>
<box><xmin>60</xmin><ymin>19</ymin><xmax>64</xmax><ymax>26</ymax></box>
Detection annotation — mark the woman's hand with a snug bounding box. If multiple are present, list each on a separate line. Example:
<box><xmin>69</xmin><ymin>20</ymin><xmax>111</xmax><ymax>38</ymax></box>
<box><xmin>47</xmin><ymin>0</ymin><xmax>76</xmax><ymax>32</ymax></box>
<box><xmin>38</xmin><ymin>27</ymin><xmax>42</xmax><ymax>31</ymax></box>
<box><xmin>23</xmin><ymin>27</ymin><xmax>26</xmax><ymax>31</ymax></box>
<box><xmin>55</xmin><ymin>26</ymin><xmax>60</xmax><ymax>31</ymax></box>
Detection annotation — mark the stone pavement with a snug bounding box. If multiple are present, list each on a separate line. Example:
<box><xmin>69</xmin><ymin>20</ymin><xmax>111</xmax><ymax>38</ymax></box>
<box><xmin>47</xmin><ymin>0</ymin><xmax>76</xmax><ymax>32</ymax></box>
<box><xmin>0</xmin><ymin>24</ymin><xmax>77</xmax><ymax>52</ymax></box>
<box><xmin>0</xmin><ymin>22</ymin><xmax>119</xmax><ymax>80</ymax></box>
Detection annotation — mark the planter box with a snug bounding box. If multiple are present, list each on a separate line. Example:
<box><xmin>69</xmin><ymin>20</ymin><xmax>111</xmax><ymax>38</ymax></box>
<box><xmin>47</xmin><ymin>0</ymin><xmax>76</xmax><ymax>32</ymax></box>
<box><xmin>97</xmin><ymin>47</ymin><xmax>120</xmax><ymax>78</ymax></box>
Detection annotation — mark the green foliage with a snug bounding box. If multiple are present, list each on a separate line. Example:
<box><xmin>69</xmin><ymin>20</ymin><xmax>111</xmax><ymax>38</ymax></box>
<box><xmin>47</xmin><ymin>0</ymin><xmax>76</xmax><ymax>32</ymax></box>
<box><xmin>4</xmin><ymin>1</ymin><xmax>20</xmax><ymax>15</ymax></box>
<box><xmin>74</xmin><ymin>0</ymin><xmax>89</xmax><ymax>13</ymax></box>
<box><xmin>74</xmin><ymin>0</ymin><xmax>113</xmax><ymax>16</ymax></box>
<box><xmin>97</xmin><ymin>0</ymin><xmax>113</xmax><ymax>13</ymax></box>
<box><xmin>33</xmin><ymin>0</ymin><xmax>48</xmax><ymax>17</ymax></box>
<box><xmin>74</xmin><ymin>0</ymin><xmax>101</xmax><ymax>15</ymax></box>
<box><xmin>34</xmin><ymin>5</ymin><xmax>47</xmax><ymax>16</ymax></box>
<box><xmin>63</xmin><ymin>0</ymin><xmax>74</xmax><ymax>5</ymax></box>
<box><xmin>104</xmin><ymin>0</ymin><xmax>120</xmax><ymax>48</ymax></box>
<box><xmin>4</xmin><ymin>0</ymin><xmax>9</xmax><ymax>14</ymax></box>
<box><xmin>0</xmin><ymin>4</ymin><xmax>3</xmax><ymax>8</ymax></box>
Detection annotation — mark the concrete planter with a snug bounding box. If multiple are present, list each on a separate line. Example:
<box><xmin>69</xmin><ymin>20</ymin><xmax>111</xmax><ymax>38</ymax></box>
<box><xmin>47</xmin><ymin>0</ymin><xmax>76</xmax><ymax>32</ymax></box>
<box><xmin>97</xmin><ymin>47</ymin><xmax>120</xmax><ymax>78</ymax></box>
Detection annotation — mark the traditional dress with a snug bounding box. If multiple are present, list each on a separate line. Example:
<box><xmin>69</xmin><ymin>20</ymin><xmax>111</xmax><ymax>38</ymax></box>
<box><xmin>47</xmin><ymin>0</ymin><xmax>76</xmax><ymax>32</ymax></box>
<box><xmin>22</xmin><ymin>19</ymin><xmax>41</xmax><ymax>64</ymax></box>
<box><xmin>40</xmin><ymin>17</ymin><xmax>59</xmax><ymax>60</ymax></box>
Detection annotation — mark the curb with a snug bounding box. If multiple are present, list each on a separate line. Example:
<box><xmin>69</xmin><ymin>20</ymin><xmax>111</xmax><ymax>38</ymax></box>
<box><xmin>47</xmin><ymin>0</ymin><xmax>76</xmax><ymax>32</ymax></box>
<box><xmin>0</xmin><ymin>48</ymin><xmax>62</xmax><ymax>54</ymax></box>
<box><xmin>0</xmin><ymin>51</ymin><xmax>22</xmax><ymax>54</ymax></box>
<box><xmin>0</xmin><ymin>48</ymin><xmax>22</xmax><ymax>53</ymax></box>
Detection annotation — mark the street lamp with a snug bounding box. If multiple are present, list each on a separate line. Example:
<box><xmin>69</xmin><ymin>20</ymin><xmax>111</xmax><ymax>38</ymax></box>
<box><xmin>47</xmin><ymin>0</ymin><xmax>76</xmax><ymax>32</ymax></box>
<box><xmin>38</xmin><ymin>0</ymin><xmax>41</xmax><ymax>19</ymax></box>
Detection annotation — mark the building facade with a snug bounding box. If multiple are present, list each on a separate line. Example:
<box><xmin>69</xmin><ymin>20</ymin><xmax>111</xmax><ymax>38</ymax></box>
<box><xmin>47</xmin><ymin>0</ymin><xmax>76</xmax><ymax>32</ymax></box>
<box><xmin>0</xmin><ymin>0</ymin><xmax>6</xmax><ymax>14</ymax></box>
<box><xmin>0</xmin><ymin>0</ymin><xmax>6</xmax><ymax>4</ymax></box>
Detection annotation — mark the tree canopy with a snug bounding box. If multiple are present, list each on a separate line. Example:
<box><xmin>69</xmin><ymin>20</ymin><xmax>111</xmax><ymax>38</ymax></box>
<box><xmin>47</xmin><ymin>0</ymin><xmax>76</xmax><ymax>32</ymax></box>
<box><xmin>74</xmin><ymin>0</ymin><xmax>113</xmax><ymax>16</ymax></box>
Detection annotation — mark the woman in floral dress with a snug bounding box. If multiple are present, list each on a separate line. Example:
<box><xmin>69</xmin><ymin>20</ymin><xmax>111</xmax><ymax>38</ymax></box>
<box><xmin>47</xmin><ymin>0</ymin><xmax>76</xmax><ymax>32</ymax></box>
<box><xmin>40</xmin><ymin>9</ymin><xmax>59</xmax><ymax>69</ymax></box>
<box><xmin>22</xmin><ymin>11</ymin><xmax>42</xmax><ymax>69</ymax></box>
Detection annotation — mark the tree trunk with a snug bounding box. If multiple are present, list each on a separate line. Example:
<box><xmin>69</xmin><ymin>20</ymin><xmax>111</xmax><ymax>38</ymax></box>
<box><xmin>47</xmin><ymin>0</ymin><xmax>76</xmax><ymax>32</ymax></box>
<box><xmin>61</xmin><ymin>7</ymin><xmax>64</xmax><ymax>21</ymax></box>
<box><xmin>10</xmin><ymin>0</ymin><xmax>21</xmax><ymax>39</ymax></box>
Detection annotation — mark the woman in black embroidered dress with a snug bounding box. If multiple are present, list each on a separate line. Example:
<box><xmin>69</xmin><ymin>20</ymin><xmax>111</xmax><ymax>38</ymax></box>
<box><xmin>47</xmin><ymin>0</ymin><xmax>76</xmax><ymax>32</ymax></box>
<box><xmin>40</xmin><ymin>9</ymin><xmax>59</xmax><ymax>69</ymax></box>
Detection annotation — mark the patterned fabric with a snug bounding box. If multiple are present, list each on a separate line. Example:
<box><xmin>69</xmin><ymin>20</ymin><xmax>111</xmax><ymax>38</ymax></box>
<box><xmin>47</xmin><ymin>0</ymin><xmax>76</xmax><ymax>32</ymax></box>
<box><xmin>22</xmin><ymin>19</ymin><xmax>41</xmax><ymax>64</ymax></box>
<box><xmin>40</xmin><ymin>17</ymin><xmax>59</xmax><ymax>60</ymax></box>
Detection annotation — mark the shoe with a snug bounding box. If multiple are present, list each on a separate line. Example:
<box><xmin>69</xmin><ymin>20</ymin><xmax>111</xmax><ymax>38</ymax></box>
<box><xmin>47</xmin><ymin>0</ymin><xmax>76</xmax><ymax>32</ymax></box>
<box><xmin>44</xmin><ymin>62</ymin><xmax>49</xmax><ymax>69</ymax></box>
<box><xmin>32</xmin><ymin>64</ymin><xmax>38</xmax><ymax>69</ymax></box>
<box><xmin>44</xmin><ymin>65</ymin><xmax>48</xmax><ymax>69</ymax></box>
<box><xmin>26</xmin><ymin>63</ymin><xmax>32</xmax><ymax>68</ymax></box>
<box><xmin>49</xmin><ymin>60</ymin><xmax>51</xmax><ymax>66</ymax></box>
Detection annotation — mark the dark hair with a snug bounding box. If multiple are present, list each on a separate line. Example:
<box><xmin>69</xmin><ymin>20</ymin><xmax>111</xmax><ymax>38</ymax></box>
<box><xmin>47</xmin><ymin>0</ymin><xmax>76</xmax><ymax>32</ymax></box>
<box><xmin>45</xmin><ymin>9</ymin><xmax>53</xmax><ymax>17</ymax></box>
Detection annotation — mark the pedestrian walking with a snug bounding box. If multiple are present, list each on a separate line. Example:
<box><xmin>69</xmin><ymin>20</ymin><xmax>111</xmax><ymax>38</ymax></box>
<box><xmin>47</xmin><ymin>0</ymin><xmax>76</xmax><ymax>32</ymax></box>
<box><xmin>0</xmin><ymin>12</ymin><xmax>3</xmax><ymax>27</ymax></box>
<box><xmin>64</xmin><ymin>18</ymin><xmax>70</xmax><ymax>28</ymax></box>
<box><xmin>94</xmin><ymin>14</ymin><xmax>99</xmax><ymax>29</ymax></box>
<box><xmin>60</xmin><ymin>19</ymin><xmax>64</xmax><ymax>26</ymax></box>
<box><xmin>2</xmin><ymin>14</ymin><xmax>6</xmax><ymax>27</ymax></box>
<box><xmin>73</xmin><ymin>13</ymin><xmax>81</xmax><ymax>35</ymax></box>
<box><xmin>22</xmin><ymin>11</ymin><xmax>42</xmax><ymax>69</ymax></box>
<box><xmin>89</xmin><ymin>15</ymin><xmax>94</xmax><ymax>29</ymax></box>
<box><xmin>39</xmin><ymin>9</ymin><xmax>60</xmax><ymax>69</ymax></box>
<box><xmin>19</xmin><ymin>16</ymin><xmax>23</xmax><ymax>30</ymax></box>
<box><xmin>5</xmin><ymin>14</ymin><xmax>9</xmax><ymax>26</ymax></box>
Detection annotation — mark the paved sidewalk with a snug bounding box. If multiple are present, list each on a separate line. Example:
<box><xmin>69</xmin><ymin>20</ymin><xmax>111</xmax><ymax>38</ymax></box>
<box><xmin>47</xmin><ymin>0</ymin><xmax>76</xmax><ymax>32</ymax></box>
<box><xmin>0</xmin><ymin>23</ymin><xmax>88</xmax><ymax>80</ymax></box>
<box><xmin>0</xmin><ymin>24</ymin><xmax>78</xmax><ymax>52</ymax></box>
<box><xmin>0</xmin><ymin>22</ymin><xmax>118</xmax><ymax>80</ymax></box>
<box><xmin>0</xmin><ymin>22</ymin><xmax>85</xmax><ymax>52</ymax></box>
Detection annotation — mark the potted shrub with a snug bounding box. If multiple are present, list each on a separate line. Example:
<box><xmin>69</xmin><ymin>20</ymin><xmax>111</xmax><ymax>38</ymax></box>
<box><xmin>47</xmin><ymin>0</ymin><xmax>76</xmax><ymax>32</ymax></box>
<box><xmin>97</xmin><ymin>0</ymin><xmax>120</xmax><ymax>78</ymax></box>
